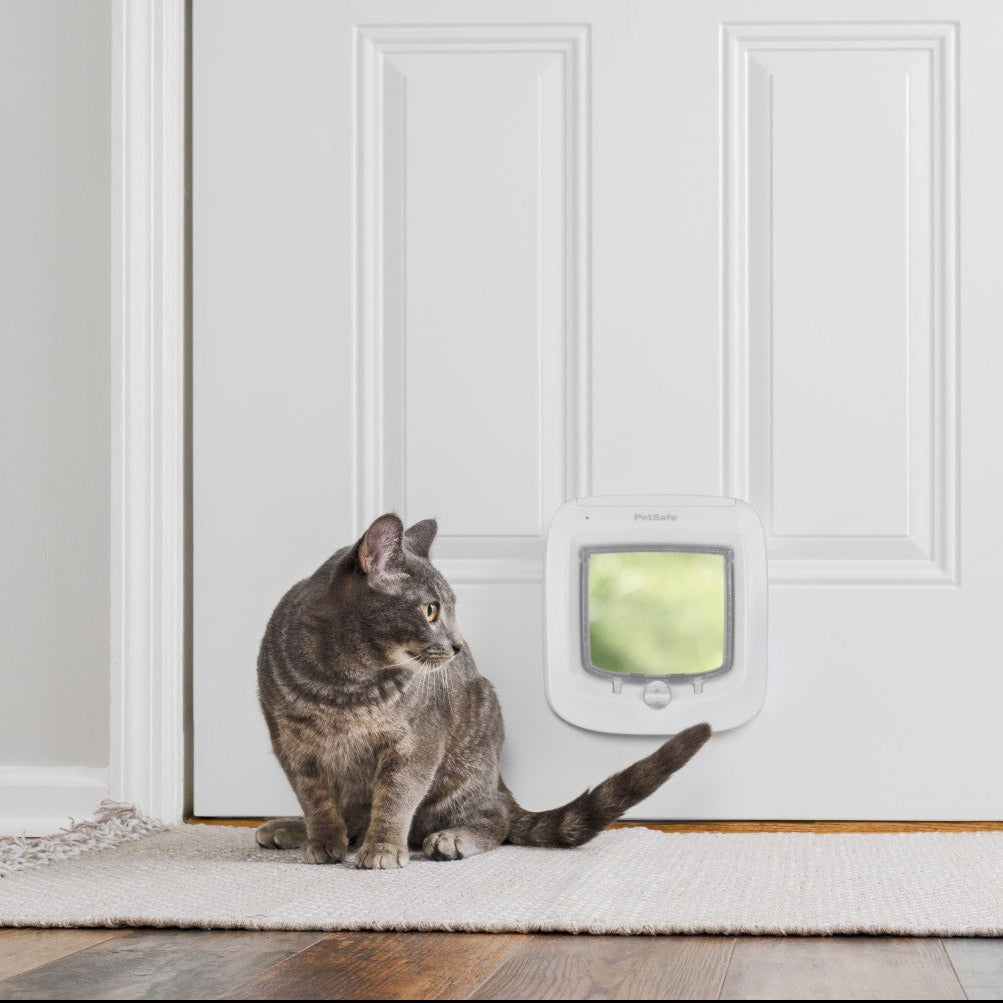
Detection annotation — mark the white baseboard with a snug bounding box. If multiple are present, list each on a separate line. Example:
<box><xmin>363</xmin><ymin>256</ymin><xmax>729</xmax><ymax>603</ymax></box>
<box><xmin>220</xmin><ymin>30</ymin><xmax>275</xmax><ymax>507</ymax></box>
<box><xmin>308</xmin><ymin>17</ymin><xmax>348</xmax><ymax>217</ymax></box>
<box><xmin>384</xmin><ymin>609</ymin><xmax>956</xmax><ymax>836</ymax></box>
<box><xmin>0</xmin><ymin>766</ymin><xmax>109</xmax><ymax>836</ymax></box>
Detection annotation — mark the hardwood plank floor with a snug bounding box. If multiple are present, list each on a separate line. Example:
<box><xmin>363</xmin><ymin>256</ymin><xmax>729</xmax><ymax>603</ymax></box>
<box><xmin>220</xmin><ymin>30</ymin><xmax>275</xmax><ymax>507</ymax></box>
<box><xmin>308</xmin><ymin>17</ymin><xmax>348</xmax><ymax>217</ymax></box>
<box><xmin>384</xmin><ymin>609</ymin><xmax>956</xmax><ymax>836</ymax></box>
<box><xmin>0</xmin><ymin>930</ymin><xmax>326</xmax><ymax>1001</ymax></box>
<box><xmin>944</xmin><ymin>938</ymin><xmax>1003</xmax><ymax>1000</ymax></box>
<box><xmin>0</xmin><ymin>930</ymin><xmax>128</xmax><ymax>982</ymax></box>
<box><xmin>2</xmin><ymin>931</ymin><xmax>1001</xmax><ymax>999</ymax></box>
<box><xmin>225</xmin><ymin>931</ymin><xmax>523</xmax><ymax>1000</ymax></box>
<box><xmin>720</xmin><ymin>936</ymin><xmax>965</xmax><ymax>1001</ymax></box>
<box><xmin>469</xmin><ymin>934</ymin><xmax>735</xmax><ymax>1000</ymax></box>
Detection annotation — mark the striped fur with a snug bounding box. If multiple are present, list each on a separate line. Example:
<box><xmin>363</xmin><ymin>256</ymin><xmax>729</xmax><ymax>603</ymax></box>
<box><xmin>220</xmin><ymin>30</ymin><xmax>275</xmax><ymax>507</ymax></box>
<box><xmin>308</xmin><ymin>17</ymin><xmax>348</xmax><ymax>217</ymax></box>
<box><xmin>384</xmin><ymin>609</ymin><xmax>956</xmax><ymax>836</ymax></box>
<box><xmin>503</xmin><ymin>724</ymin><xmax>712</xmax><ymax>847</ymax></box>
<box><xmin>256</xmin><ymin>514</ymin><xmax>711</xmax><ymax>868</ymax></box>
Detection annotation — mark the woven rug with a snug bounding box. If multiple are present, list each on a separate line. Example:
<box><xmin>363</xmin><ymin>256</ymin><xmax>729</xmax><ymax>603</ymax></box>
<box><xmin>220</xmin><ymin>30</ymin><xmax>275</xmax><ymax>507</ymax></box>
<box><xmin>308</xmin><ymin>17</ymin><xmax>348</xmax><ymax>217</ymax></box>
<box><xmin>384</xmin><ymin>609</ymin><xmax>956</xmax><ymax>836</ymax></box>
<box><xmin>2</xmin><ymin>805</ymin><xmax>1001</xmax><ymax>935</ymax></box>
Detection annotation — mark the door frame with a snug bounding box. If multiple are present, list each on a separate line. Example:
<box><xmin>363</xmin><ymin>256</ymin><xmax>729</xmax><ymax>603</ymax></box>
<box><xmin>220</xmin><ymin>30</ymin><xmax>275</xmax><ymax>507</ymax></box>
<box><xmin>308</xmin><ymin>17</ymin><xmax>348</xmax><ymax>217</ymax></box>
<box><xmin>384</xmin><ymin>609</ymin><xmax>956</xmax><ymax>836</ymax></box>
<box><xmin>110</xmin><ymin>0</ymin><xmax>186</xmax><ymax>822</ymax></box>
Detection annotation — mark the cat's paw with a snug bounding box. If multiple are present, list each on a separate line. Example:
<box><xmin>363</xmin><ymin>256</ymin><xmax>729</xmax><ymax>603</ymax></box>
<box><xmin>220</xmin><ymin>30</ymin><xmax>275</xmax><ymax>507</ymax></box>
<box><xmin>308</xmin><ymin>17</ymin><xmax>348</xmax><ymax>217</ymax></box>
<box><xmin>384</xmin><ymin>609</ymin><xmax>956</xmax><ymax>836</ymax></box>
<box><xmin>255</xmin><ymin>817</ymin><xmax>306</xmax><ymax>850</ymax></box>
<box><xmin>422</xmin><ymin>830</ymin><xmax>466</xmax><ymax>861</ymax></box>
<box><xmin>355</xmin><ymin>840</ymin><xmax>409</xmax><ymax>869</ymax></box>
<box><xmin>301</xmin><ymin>836</ymin><xmax>348</xmax><ymax>864</ymax></box>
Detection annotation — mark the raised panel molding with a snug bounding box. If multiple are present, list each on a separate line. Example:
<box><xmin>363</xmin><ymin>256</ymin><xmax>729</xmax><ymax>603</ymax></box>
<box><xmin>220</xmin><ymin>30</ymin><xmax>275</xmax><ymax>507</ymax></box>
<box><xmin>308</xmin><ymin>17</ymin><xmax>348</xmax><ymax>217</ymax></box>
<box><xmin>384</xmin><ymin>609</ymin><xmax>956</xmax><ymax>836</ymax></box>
<box><xmin>355</xmin><ymin>25</ymin><xmax>591</xmax><ymax>583</ymax></box>
<box><xmin>722</xmin><ymin>23</ymin><xmax>958</xmax><ymax>586</ymax></box>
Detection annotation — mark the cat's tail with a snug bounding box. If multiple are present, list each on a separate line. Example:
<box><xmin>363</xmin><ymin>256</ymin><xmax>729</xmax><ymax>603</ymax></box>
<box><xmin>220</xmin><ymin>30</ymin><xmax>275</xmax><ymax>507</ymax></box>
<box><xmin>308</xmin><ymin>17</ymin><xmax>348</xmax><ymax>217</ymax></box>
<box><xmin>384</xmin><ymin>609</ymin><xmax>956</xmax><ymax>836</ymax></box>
<box><xmin>501</xmin><ymin>722</ymin><xmax>711</xmax><ymax>847</ymax></box>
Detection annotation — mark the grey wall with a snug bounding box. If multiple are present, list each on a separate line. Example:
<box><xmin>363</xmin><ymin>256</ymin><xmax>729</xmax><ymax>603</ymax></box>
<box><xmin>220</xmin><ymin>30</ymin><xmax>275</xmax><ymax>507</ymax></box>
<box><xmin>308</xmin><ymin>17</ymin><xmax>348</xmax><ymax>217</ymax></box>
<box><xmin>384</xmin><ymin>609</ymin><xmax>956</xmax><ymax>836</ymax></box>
<box><xmin>0</xmin><ymin>1</ymin><xmax>111</xmax><ymax>767</ymax></box>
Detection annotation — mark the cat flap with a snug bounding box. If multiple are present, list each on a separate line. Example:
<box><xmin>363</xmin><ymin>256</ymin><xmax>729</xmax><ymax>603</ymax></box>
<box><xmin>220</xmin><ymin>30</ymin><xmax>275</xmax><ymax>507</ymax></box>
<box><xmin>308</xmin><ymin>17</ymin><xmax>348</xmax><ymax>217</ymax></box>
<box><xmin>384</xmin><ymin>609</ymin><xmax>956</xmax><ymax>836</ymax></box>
<box><xmin>544</xmin><ymin>496</ymin><xmax>768</xmax><ymax>735</ymax></box>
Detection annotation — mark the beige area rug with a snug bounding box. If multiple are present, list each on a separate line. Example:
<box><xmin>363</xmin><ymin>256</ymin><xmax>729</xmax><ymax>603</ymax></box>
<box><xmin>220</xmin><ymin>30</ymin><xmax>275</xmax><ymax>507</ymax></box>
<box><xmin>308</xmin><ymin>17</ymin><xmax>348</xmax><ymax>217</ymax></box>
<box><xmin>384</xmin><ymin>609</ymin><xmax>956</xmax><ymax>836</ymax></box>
<box><xmin>1</xmin><ymin>804</ymin><xmax>1001</xmax><ymax>935</ymax></box>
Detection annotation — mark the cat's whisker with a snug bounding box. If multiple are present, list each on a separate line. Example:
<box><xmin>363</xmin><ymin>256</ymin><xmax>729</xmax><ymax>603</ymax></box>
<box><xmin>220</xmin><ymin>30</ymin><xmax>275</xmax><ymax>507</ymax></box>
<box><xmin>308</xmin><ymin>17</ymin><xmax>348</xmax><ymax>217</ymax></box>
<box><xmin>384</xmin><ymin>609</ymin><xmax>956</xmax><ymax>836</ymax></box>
<box><xmin>376</xmin><ymin>652</ymin><xmax>425</xmax><ymax>673</ymax></box>
<box><xmin>440</xmin><ymin>666</ymin><xmax>453</xmax><ymax>714</ymax></box>
<box><xmin>444</xmin><ymin>669</ymin><xmax>454</xmax><ymax>713</ymax></box>
<box><xmin>416</xmin><ymin>661</ymin><xmax>453</xmax><ymax>713</ymax></box>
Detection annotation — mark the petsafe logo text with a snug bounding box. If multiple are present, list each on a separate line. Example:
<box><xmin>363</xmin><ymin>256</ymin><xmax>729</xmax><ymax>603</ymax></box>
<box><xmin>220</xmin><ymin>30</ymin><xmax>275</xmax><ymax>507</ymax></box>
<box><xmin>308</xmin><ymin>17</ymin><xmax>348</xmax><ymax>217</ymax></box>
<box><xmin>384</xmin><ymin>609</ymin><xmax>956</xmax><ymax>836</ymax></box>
<box><xmin>634</xmin><ymin>512</ymin><xmax>678</xmax><ymax>521</ymax></box>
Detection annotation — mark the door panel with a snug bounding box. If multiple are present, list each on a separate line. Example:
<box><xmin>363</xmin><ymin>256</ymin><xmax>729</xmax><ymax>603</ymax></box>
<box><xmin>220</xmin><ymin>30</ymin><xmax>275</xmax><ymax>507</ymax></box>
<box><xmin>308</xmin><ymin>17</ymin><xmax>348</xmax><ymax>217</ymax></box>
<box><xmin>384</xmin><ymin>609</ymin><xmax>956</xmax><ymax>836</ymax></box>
<box><xmin>356</xmin><ymin>26</ymin><xmax>590</xmax><ymax>564</ymax></box>
<box><xmin>195</xmin><ymin>0</ymin><xmax>1003</xmax><ymax>819</ymax></box>
<box><xmin>724</xmin><ymin>22</ymin><xmax>956</xmax><ymax>583</ymax></box>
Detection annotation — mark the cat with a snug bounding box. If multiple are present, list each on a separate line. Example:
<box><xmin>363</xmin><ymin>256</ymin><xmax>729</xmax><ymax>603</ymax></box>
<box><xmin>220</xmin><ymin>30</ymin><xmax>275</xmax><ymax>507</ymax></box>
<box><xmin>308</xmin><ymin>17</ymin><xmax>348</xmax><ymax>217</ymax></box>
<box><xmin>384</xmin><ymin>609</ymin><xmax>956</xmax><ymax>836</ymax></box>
<box><xmin>255</xmin><ymin>513</ymin><xmax>711</xmax><ymax>868</ymax></box>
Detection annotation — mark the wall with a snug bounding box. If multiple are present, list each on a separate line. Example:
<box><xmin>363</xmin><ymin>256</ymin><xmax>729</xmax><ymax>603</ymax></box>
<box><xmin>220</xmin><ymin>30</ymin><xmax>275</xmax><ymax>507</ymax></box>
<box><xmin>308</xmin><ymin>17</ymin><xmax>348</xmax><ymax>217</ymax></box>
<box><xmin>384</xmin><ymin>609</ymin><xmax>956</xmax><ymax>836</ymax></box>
<box><xmin>0</xmin><ymin>0</ymin><xmax>111</xmax><ymax>831</ymax></box>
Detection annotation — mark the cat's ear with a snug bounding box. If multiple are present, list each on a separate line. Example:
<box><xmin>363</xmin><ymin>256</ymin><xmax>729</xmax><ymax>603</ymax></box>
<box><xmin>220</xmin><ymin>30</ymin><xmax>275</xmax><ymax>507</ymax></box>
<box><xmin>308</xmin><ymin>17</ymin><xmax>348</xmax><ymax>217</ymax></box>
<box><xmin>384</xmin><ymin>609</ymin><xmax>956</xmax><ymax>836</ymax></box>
<box><xmin>404</xmin><ymin>518</ymin><xmax>437</xmax><ymax>558</ymax></box>
<box><xmin>357</xmin><ymin>513</ymin><xmax>405</xmax><ymax>578</ymax></box>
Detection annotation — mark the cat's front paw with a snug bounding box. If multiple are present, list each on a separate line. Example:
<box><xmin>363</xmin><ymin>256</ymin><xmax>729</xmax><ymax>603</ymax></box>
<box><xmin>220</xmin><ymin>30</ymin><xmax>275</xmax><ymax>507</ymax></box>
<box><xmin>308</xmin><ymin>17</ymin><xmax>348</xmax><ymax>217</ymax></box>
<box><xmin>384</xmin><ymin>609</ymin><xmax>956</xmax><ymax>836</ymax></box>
<box><xmin>423</xmin><ymin>830</ymin><xmax>465</xmax><ymax>861</ymax></box>
<box><xmin>355</xmin><ymin>840</ymin><xmax>409</xmax><ymax>869</ymax></box>
<box><xmin>301</xmin><ymin>836</ymin><xmax>348</xmax><ymax>864</ymax></box>
<box><xmin>255</xmin><ymin>817</ymin><xmax>306</xmax><ymax>850</ymax></box>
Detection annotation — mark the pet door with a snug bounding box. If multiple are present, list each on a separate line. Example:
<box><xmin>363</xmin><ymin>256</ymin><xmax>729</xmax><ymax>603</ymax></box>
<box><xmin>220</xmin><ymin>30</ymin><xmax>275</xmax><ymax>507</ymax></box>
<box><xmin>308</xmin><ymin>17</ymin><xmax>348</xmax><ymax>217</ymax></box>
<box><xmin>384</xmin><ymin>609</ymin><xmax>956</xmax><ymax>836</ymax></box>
<box><xmin>585</xmin><ymin>548</ymin><xmax>732</xmax><ymax>680</ymax></box>
<box><xmin>545</xmin><ymin>497</ymin><xmax>767</xmax><ymax>734</ymax></box>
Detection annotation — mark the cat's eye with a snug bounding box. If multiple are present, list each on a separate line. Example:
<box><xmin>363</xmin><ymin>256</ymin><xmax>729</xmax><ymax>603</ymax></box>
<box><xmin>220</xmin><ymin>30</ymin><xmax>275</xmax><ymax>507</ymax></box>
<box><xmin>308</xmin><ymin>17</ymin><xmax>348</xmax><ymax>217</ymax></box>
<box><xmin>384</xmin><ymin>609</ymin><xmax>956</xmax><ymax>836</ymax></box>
<box><xmin>423</xmin><ymin>602</ymin><xmax>439</xmax><ymax>623</ymax></box>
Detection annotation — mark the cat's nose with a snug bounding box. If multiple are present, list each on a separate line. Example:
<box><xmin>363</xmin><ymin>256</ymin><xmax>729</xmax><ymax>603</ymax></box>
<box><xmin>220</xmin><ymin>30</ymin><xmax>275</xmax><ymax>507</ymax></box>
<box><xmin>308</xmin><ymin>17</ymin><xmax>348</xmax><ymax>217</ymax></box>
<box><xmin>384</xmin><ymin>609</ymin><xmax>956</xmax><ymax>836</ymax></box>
<box><xmin>451</xmin><ymin>642</ymin><xmax>462</xmax><ymax>654</ymax></box>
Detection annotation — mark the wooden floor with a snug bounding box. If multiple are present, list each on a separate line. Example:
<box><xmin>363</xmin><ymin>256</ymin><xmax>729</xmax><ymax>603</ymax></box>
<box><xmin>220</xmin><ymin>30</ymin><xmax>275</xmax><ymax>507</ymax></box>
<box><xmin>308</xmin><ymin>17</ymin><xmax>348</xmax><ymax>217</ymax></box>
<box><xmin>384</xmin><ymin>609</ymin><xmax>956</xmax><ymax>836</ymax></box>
<box><xmin>6</xmin><ymin>820</ymin><xmax>1001</xmax><ymax>999</ymax></box>
<box><xmin>0</xmin><ymin>929</ymin><xmax>1000</xmax><ymax>1000</ymax></box>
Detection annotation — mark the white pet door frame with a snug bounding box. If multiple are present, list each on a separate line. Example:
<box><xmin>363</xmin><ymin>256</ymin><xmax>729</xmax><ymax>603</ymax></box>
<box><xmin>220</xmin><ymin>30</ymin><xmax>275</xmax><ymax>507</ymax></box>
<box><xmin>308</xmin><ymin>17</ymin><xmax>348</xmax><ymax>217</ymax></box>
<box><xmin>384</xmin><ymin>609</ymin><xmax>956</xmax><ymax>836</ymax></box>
<box><xmin>544</xmin><ymin>497</ymin><xmax>768</xmax><ymax>735</ymax></box>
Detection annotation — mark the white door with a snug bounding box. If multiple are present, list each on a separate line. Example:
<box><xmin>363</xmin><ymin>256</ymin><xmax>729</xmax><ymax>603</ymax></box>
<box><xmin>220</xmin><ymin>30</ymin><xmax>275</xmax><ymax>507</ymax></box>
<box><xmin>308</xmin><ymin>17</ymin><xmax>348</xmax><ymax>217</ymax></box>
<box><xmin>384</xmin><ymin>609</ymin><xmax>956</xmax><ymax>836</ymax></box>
<box><xmin>194</xmin><ymin>0</ymin><xmax>1003</xmax><ymax>819</ymax></box>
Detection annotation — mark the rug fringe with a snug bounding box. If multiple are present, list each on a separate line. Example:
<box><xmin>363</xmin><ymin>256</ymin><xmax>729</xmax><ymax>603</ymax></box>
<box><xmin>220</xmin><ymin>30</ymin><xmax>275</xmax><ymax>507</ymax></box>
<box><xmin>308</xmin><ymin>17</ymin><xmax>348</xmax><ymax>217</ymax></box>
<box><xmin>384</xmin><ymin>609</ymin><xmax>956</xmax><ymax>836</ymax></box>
<box><xmin>0</xmin><ymin>800</ymin><xmax>166</xmax><ymax>878</ymax></box>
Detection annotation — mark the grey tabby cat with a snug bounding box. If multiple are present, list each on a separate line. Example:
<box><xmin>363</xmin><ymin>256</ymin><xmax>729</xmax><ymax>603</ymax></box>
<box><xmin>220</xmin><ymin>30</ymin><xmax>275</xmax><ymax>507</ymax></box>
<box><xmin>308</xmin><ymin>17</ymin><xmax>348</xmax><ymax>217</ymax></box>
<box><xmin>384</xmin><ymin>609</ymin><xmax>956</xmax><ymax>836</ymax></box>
<box><xmin>256</xmin><ymin>513</ymin><xmax>711</xmax><ymax>869</ymax></box>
